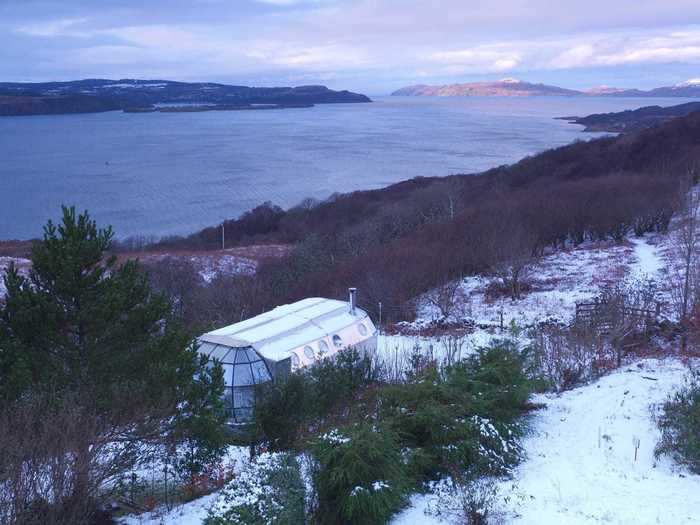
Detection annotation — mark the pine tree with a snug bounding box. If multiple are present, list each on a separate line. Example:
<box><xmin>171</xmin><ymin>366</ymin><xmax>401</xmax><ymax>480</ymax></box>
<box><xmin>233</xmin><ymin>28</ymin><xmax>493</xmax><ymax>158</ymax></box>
<box><xmin>0</xmin><ymin>206</ymin><xmax>228</xmax><ymax>521</ymax></box>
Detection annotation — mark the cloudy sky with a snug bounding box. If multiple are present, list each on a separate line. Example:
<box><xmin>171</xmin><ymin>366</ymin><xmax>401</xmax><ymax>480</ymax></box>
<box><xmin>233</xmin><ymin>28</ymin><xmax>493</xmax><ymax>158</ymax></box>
<box><xmin>2</xmin><ymin>0</ymin><xmax>700</xmax><ymax>94</ymax></box>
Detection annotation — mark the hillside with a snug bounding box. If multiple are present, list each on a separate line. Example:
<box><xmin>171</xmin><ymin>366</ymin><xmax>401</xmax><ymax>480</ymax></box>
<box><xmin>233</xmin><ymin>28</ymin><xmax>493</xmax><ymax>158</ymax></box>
<box><xmin>560</xmin><ymin>101</ymin><xmax>700</xmax><ymax>132</ymax></box>
<box><xmin>0</xmin><ymin>79</ymin><xmax>371</xmax><ymax>116</ymax></box>
<box><xmin>392</xmin><ymin>78</ymin><xmax>700</xmax><ymax>98</ymax></box>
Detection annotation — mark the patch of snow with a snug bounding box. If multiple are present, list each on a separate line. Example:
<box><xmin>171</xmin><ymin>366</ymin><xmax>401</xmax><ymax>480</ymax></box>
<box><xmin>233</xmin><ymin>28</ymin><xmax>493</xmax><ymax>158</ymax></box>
<box><xmin>119</xmin><ymin>490</ymin><xmax>219</xmax><ymax>525</ymax></box>
<box><xmin>629</xmin><ymin>237</ymin><xmax>663</xmax><ymax>280</ymax></box>
<box><xmin>102</xmin><ymin>83</ymin><xmax>168</xmax><ymax>89</ymax></box>
<box><xmin>195</xmin><ymin>254</ymin><xmax>256</xmax><ymax>282</ymax></box>
<box><xmin>676</xmin><ymin>78</ymin><xmax>700</xmax><ymax>87</ymax></box>
<box><xmin>319</xmin><ymin>429</ymin><xmax>350</xmax><ymax>445</ymax></box>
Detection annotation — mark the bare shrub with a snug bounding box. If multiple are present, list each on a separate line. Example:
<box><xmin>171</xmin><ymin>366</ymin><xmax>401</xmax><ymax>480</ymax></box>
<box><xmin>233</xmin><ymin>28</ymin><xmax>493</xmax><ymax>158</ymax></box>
<box><xmin>595</xmin><ymin>280</ymin><xmax>659</xmax><ymax>366</ymax></box>
<box><xmin>440</xmin><ymin>333</ymin><xmax>469</xmax><ymax>368</ymax></box>
<box><xmin>484</xmin><ymin>218</ymin><xmax>540</xmax><ymax>301</ymax></box>
<box><xmin>529</xmin><ymin>322</ymin><xmax>613</xmax><ymax>392</ymax></box>
<box><xmin>669</xmin><ymin>186</ymin><xmax>700</xmax><ymax>328</ymax></box>
<box><xmin>425</xmin><ymin>280</ymin><xmax>471</xmax><ymax>321</ymax></box>
<box><xmin>0</xmin><ymin>395</ymin><xmax>127</xmax><ymax>525</ymax></box>
<box><xmin>146</xmin><ymin>256</ymin><xmax>204</xmax><ymax>320</ymax></box>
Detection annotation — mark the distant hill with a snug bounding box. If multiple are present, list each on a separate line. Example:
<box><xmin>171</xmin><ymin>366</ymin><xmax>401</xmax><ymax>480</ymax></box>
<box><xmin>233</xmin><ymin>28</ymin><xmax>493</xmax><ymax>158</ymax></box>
<box><xmin>0</xmin><ymin>79</ymin><xmax>371</xmax><ymax>116</ymax></box>
<box><xmin>392</xmin><ymin>78</ymin><xmax>700</xmax><ymax>98</ymax></box>
<box><xmin>604</xmin><ymin>80</ymin><xmax>700</xmax><ymax>98</ymax></box>
<box><xmin>392</xmin><ymin>78</ymin><xmax>581</xmax><ymax>97</ymax></box>
<box><xmin>559</xmin><ymin>101</ymin><xmax>700</xmax><ymax>132</ymax></box>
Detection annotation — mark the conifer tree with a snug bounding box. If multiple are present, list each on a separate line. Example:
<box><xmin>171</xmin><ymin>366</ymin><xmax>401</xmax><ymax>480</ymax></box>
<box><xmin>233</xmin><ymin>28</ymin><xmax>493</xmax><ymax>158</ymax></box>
<box><xmin>0</xmin><ymin>206</ymin><xmax>228</xmax><ymax>521</ymax></box>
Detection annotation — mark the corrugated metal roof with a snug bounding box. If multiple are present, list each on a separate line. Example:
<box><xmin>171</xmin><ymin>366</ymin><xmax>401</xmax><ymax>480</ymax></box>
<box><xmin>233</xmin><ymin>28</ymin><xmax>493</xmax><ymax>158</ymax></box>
<box><xmin>200</xmin><ymin>297</ymin><xmax>372</xmax><ymax>362</ymax></box>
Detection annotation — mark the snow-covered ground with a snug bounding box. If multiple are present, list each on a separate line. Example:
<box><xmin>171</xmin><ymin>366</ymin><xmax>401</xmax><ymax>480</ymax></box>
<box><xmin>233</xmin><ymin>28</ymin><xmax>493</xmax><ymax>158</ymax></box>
<box><xmin>417</xmin><ymin>236</ymin><xmax>667</xmax><ymax>330</ymax></box>
<box><xmin>118</xmin><ymin>446</ymin><xmax>249</xmax><ymax>525</ymax></box>
<box><xmin>120</xmin><ymin>491</ymin><xmax>219</xmax><ymax>525</ymax></box>
<box><xmin>392</xmin><ymin>358</ymin><xmax>700</xmax><ymax>525</ymax></box>
<box><xmin>378</xmin><ymin>235</ymin><xmax>668</xmax><ymax>378</ymax></box>
<box><xmin>138</xmin><ymin>252</ymin><xmax>257</xmax><ymax>283</ymax></box>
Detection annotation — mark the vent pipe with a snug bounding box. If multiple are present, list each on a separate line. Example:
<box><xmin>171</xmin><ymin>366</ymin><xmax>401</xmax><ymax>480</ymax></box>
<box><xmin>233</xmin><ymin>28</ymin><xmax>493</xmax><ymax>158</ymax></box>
<box><xmin>348</xmin><ymin>287</ymin><xmax>357</xmax><ymax>315</ymax></box>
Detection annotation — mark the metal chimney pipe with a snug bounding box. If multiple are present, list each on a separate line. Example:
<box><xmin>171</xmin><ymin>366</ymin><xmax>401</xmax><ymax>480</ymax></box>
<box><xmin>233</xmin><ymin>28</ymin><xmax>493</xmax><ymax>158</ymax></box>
<box><xmin>348</xmin><ymin>287</ymin><xmax>357</xmax><ymax>315</ymax></box>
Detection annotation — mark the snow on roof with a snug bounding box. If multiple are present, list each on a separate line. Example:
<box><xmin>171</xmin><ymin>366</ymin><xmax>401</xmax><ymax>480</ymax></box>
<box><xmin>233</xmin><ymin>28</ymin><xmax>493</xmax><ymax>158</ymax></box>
<box><xmin>199</xmin><ymin>297</ymin><xmax>371</xmax><ymax>362</ymax></box>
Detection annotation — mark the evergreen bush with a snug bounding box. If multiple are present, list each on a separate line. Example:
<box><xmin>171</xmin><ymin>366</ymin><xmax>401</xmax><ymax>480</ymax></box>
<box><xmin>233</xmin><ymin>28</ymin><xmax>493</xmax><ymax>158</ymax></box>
<box><xmin>655</xmin><ymin>372</ymin><xmax>700</xmax><ymax>473</ymax></box>
<box><xmin>255</xmin><ymin>346</ymin><xmax>378</xmax><ymax>449</ymax></box>
<box><xmin>380</xmin><ymin>340</ymin><xmax>529</xmax><ymax>480</ymax></box>
<box><xmin>312</xmin><ymin>424</ymin><xmax>409</xmax><ymax>525</ymax></box>
<box><xmin>205</xmin><ymin>452</ymin><xmax>305</xmax><ymax>525</ymax></box>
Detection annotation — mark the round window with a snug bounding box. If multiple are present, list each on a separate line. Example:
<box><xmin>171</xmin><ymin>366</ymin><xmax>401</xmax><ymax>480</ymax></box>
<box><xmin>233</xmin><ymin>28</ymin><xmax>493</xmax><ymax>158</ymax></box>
<box><xmin>319</xmin><ymin>340</ymin><xmax>329</xmax><ymax>355</ymax></box>
<box><xmin>291</xmin><ymin>353</ymin><xmax>300</xmax><ymax>368</ymax></box>
<box><xmin>303</xmin><ymin>346</ymin><xmax>315</xmax><ymax>360</ymax></box>
<box><xmin>357</xmin><ymin>323</ymin><xmax>368</xmax><ymax>336</ymax></box>
<box><xmin>332</xmin><ymin>334</ymin><xmax>343</xmax><ymax>348</ymax></box>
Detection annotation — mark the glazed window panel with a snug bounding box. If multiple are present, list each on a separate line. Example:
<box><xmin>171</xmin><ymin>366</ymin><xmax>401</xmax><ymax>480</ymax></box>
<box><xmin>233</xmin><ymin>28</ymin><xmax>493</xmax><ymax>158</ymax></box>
<box><xmin>223</xmin><ymin>386</ymin><xmax>234</xmax><ymax>412</ymax></box>
<box><xmin>222</xmin><ymin>363</ymin><xmax>234</xmax><ymax>387</ymax></box>
<box><xmin>233</xmin><ymin>364</ymin><xmax>254</xmax><ymax>386</ymax></box>
<box><xmin>233</xmin><ymin>386</ymin><xmax>255</xmax><ymax>408</ymax></box>
<box><xmin>211</xmin><ymin>345</ymin><xmax>233</xmax><ymax>363</ymax></box>
<box><xmin>234</xmin><ymin>349</ymin><xmax>251</xmax><ymax>364</ymax></box>
<box><xmin>234</xmin><ymin>407</ymin><xmax>254</xmax><ymax>422</ymax></box>
<box><xmin>197</xmin><ymin>342</ymin><xmax>218</xmax><ymax>356</ymax></box>
<box><xmin>245</xmin><ymin>348</ymin><xmax>261</xmax><ymax>362</ymax></box>
<box><xmin>250</xmin><ymin>360</ymin><xmax>271</xmax><ymax>382</ymax></box>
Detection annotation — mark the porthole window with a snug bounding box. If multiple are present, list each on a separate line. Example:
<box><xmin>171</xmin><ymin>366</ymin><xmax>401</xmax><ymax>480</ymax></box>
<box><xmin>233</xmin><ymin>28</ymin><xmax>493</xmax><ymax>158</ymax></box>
<box><xmin>291</xmin><ymin>353</ymin><xmax>300</xmax><ymax>368</ymax></box>
<box><xmin>332</xmin><ymin>334</ymin><xmax>343</xmax><ymax>348</ymax></box>
<box><xmin>357</xmin><ymin>323</ymin><xmax>368</xmax><ymax>336</ymax></box>
<box><xmin>319</xmin><ymin>340</ymin><xmax>330</xmax><ymax>355</ymax></box>
<box><xmin>304</xmin><ymin>345</ymin><xmax>315</xmax><ymax>360</ymax></box>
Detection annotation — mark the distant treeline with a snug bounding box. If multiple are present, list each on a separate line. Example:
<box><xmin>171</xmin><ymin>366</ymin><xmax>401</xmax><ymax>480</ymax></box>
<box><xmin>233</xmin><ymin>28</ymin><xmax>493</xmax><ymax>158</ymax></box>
<box><xmin>130</xmin><ymin>111</ymin><xmax>700</xmax><ymax>324</ymax></box>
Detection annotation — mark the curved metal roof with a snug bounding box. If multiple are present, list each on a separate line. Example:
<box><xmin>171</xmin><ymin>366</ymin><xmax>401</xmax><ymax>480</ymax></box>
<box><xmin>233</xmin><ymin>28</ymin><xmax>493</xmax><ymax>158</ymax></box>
<box><xmin>199</xmin><ymin>297</ymin><xmax>373</xmax><ymax>362</ymax></box>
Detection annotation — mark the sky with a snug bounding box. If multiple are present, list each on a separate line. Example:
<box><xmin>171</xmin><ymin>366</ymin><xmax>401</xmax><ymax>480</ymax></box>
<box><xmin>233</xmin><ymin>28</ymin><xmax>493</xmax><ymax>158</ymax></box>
<box><xmin>2</xmin><ymin>0</ymin><xmax>700</xmax><ymax>95</ymax></box>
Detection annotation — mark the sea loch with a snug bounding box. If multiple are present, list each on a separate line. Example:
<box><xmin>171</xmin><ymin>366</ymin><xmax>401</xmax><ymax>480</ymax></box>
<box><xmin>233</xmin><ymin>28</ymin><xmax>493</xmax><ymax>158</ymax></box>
<box><xmin>1</xmin><ymin>95</ymin><xmax>695</xmax><ymax>240</ymax></box>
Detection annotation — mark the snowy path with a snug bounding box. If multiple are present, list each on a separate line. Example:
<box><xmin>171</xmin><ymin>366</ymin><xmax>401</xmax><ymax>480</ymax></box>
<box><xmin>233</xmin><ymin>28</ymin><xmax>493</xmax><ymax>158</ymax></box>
<box><xmin>629</xmin><ymin>237</ymin><xmax>663</xmax><ymax>280</ymax></box>
<box><xmin>506</xmin><ymin>358</ymin><xmax>699</xmax><ymax>525</ymax></box>
<box><xmin>392</xmin><ymin>358</ymin><xmax>700</xmax><ymax>525</ymax></box>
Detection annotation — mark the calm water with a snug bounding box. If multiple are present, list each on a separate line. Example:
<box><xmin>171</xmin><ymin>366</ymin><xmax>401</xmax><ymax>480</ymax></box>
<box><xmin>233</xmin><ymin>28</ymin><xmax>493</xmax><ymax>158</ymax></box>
<box><xmin>1</xmin><ymin>95</ymin><xmax>695</xmax><ymax>240</ymax></box>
